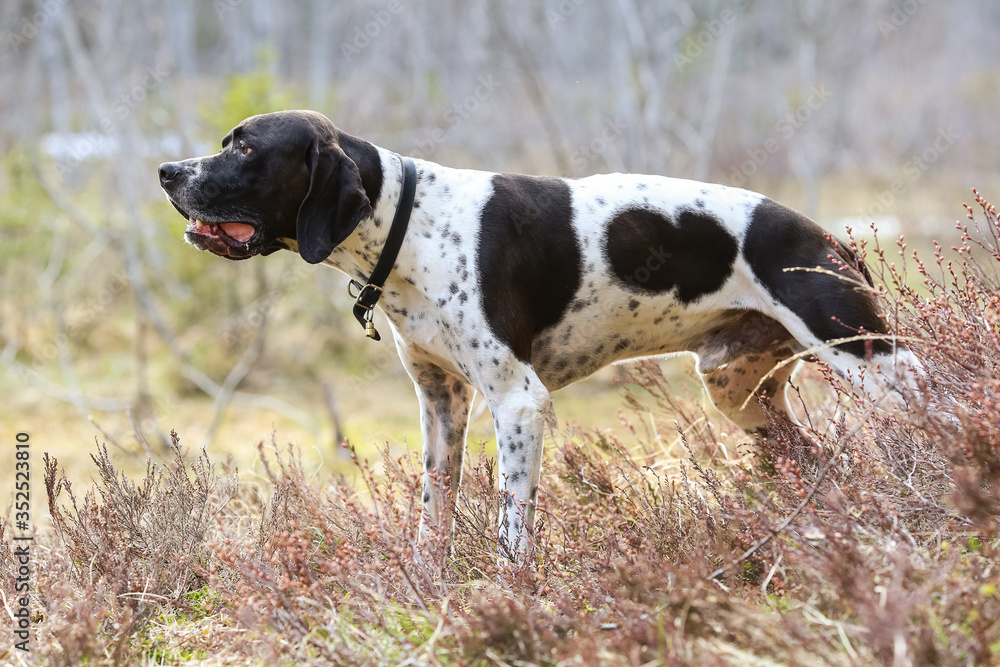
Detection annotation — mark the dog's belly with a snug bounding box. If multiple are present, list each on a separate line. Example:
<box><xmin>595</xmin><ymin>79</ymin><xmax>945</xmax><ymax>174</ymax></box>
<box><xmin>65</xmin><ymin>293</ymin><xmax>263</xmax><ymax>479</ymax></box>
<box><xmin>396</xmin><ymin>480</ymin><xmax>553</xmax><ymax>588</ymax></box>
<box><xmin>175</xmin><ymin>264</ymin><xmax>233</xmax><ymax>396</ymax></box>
<box><xmin>530</xmin><ymin>297</ymin><xmax>714</xmax><ymax>390</ymax></box>
<box><xmin>531</xmin><ymin>327</ymin><xmax>685</xmax><ymax>390</ymax></box>
<box><xmin>530</xmin><ymin>293</ymin><xmax>795</xmax><ymax>391</ymax></box>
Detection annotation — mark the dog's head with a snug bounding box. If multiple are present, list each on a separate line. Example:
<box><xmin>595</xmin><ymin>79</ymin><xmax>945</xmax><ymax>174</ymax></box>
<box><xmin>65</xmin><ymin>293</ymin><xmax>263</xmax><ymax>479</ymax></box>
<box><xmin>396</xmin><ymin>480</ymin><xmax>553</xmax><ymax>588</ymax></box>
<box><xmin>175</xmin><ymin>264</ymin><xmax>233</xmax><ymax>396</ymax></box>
<box><xmin>158</xmin><ymin>110</ymin><xmax>372</xmax><ymax>263</ymax></box>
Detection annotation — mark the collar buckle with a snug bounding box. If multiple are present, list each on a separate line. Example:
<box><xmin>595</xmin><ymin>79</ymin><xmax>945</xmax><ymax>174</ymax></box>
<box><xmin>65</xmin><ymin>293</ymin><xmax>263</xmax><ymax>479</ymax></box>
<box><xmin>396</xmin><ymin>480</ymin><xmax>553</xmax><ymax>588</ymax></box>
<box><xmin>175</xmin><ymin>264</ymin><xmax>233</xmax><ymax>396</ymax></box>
<box><xmin>349</xmin><ymin>280</ymin><xmax>383</xmax><ymax>339</ymax></box>
<box><xmin>348</xmin><ymin>280</ymin><xmax>383</xmax><ymax>307</ymax></box>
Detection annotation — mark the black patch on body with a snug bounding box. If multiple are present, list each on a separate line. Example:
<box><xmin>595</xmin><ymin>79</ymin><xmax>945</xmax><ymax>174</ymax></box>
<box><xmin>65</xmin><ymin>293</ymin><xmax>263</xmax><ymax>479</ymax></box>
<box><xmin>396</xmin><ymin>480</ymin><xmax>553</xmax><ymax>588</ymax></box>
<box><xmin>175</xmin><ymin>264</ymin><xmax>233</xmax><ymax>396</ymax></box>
<box><xmin>477</xmin><ymin>174</ymin><xmax>581</xmax><ymax>361</ymax></box>
<box><xmin>604</xmin><ymin>207</ymin><xmax>738</xmax><ymax>303</ymax></box>
<box><xmin>743</xmin><ymin>199</ymin><xmax>891</xmax><ymax>357</ymax></box>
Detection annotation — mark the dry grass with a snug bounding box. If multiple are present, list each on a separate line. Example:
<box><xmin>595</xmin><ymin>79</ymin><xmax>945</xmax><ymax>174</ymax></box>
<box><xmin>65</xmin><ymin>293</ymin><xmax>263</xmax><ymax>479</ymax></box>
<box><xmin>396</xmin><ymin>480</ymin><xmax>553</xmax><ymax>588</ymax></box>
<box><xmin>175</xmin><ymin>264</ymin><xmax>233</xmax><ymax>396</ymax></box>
<box><xmin>3</xmin><ymin>193</ymin><xmax>1000</xmax><ymax>665</ymax></box>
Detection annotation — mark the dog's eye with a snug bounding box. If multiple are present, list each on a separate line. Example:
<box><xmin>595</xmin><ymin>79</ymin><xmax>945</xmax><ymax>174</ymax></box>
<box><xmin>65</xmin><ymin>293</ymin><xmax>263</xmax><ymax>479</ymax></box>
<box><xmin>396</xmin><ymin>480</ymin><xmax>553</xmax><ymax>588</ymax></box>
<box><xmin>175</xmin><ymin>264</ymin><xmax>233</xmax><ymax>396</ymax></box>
<box><xmin>239</xmin><ymin>145</ymin><xmax>251</xmax><ymax>156</ymax></box>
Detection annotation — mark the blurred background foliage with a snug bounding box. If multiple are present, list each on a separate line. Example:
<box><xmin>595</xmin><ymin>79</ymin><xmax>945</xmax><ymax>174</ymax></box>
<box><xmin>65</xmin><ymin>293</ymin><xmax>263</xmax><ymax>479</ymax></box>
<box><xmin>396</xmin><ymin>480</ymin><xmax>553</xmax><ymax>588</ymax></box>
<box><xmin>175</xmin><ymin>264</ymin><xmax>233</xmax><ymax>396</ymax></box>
<box><xmin>1</xmin><ymin>0</ymin><xmax>999</xmax><ymax>483</ymax></box>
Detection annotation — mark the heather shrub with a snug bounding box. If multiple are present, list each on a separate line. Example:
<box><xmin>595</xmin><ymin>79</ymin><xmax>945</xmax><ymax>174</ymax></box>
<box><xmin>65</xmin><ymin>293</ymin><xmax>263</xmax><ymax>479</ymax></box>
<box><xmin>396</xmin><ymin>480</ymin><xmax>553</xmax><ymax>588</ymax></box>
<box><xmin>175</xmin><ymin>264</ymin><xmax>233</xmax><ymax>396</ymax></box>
<box><xmin>2</xmin><ymin>192</ymin><xmax>998</xmax><ymax>665</ymax></box>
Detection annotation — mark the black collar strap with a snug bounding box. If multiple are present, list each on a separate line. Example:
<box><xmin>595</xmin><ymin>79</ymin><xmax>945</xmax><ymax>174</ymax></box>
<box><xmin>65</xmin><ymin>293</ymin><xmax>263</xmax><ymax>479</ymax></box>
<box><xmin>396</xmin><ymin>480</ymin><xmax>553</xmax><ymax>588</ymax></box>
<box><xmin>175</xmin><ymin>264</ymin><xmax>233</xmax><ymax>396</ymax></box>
<box><xmin>349</xmin><ymin>156</ymin><xmax>417</xmax><ymax>341</ymax></box>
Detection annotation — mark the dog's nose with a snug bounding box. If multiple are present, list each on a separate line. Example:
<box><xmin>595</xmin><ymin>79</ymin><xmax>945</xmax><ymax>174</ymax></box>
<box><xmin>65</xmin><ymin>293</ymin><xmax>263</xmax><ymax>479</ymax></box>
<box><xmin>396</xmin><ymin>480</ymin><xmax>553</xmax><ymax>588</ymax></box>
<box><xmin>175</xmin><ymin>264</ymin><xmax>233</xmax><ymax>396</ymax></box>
<box><xmin>158</xmin><ymin>162</ymin><xmax>182</xmax><ymax>187</ymax></box>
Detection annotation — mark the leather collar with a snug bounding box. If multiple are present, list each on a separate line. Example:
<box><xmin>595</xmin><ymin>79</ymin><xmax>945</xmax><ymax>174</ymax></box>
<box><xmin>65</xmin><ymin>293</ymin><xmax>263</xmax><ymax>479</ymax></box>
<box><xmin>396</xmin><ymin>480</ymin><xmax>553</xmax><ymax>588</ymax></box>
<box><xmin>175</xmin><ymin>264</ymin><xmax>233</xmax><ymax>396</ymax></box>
<box><xmin>349</xmin><ymin>156</ymin><xmax>417</xmax><ymax>341</ymax></box>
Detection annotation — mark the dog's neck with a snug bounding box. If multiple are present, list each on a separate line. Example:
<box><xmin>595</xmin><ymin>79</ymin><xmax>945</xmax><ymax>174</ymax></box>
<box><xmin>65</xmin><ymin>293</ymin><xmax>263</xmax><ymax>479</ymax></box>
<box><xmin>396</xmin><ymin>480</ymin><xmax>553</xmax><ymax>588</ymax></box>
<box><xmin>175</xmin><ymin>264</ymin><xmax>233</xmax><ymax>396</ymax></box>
<box><xmin>282</xmin><ymin>137</ymin><xmax>455</xmax><ymax>346</ymax></box>
<box><xmin>319</xmin><ymin>142</ymin><xmax>410</xmax><ymax>284</ymax></box>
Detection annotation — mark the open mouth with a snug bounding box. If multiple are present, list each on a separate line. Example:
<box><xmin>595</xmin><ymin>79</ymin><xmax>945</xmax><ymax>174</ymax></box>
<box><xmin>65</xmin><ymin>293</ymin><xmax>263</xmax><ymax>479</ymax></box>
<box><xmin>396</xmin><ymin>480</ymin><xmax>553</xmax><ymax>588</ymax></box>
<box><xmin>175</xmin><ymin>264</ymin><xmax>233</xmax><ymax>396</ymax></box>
<box><xmin>166</xmin><ymin>195</ymin><xmax>264</xmax><ymax>260</ymax></box>
<box><xmin>185</xmin><ymin>217</ymin><xmax>257</xmax><ymax>244</ymax></box>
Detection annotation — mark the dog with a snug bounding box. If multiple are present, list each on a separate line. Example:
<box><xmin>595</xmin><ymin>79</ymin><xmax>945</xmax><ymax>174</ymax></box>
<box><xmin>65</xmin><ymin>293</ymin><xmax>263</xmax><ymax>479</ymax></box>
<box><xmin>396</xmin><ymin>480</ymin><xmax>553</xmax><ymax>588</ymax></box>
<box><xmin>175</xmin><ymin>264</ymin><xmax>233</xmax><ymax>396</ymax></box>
<box><xmin>159</xmin><ymin>110</ymin><xmax>920</xmax><ymax>556</ymax></box>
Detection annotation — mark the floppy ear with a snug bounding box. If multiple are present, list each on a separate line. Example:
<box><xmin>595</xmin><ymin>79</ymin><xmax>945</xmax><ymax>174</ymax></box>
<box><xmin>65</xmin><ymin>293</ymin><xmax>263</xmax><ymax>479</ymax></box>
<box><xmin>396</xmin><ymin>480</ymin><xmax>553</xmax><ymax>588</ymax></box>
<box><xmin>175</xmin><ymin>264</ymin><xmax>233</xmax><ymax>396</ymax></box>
<box><xmin>296</xmin><ymin>140</ymin><xmax>372</xmax><ymax>264</ymax></box>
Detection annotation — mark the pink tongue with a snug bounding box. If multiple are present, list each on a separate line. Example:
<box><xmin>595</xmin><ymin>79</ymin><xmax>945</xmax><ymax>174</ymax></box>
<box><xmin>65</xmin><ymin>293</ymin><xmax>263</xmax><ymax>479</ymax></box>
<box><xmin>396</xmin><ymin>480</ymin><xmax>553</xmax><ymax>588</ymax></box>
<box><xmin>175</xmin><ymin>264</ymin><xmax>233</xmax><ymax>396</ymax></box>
<box><xmin>219</xmin><ymin>223</ymin><xmax>255</xmax><ymax>242</ymax></box>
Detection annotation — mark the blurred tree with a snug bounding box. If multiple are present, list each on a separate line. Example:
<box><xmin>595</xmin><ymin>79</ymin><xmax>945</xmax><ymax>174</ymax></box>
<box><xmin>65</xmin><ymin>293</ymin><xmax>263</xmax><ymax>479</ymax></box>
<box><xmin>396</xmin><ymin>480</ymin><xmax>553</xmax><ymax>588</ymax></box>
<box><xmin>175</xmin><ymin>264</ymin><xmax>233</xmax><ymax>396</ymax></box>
<box><xmin>199</xmin><ymin>50</ymin><xmax>292</xmax><ymax>141</ymax></box>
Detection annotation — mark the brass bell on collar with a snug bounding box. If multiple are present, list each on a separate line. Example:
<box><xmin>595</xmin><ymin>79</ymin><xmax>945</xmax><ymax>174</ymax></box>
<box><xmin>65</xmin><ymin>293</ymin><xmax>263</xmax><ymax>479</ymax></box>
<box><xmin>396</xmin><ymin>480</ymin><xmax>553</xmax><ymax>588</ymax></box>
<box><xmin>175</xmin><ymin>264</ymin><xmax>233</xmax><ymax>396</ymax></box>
<box><xmin>365</xmin><ymin>320</ymin><xmax>378</xmax><ymax>339</ymax></box>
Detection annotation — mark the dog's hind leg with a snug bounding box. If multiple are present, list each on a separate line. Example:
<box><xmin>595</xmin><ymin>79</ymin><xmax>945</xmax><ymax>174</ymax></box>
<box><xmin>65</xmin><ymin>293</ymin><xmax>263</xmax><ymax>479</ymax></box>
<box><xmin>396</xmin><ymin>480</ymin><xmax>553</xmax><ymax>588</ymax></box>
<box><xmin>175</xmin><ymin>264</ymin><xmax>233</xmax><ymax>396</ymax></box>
<box><xmin>699</xmin><ymin>344</ymin><xmax>800</xmax><ymax>435</ymax></box>
<box><xmin>743</xmin><ymin>198</ymin><xmax>924</xmax><ymax>414</ymax></box>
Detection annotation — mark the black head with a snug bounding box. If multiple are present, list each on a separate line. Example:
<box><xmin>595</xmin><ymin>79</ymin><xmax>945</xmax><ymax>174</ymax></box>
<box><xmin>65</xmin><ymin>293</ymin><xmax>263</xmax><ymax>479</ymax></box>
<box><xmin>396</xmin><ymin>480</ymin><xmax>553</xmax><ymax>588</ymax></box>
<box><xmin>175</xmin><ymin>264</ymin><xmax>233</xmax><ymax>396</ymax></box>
<box><xmin>158</xmin><ymin>110</ymin><xmax>373</xmax><ymax>263</ymax></box>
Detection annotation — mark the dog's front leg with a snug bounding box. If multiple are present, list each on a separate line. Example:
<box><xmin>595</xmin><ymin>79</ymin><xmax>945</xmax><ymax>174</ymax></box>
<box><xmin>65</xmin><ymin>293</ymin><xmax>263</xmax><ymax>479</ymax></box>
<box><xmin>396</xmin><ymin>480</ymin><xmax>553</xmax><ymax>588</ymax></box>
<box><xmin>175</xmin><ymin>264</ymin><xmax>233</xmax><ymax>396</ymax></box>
<box><xmin>405</xmin><ymin>361</ymin><xmax>476</xmax><ymax>544</ymax></box>
<box><xmin>482</xmin><ymin>365</ymin><xmax>552</xmax><ymax>560</ymax></box>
